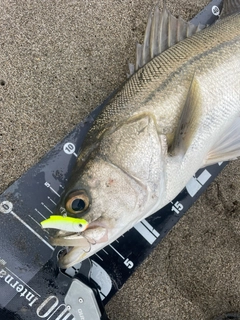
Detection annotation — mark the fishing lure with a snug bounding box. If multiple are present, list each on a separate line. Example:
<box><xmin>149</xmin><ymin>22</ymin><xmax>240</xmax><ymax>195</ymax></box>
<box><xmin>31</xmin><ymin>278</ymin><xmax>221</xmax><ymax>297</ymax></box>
<box><xmin>41</xmin><ymin>215</ymin><xmax>88</xmax><ymax>233</ymax></box>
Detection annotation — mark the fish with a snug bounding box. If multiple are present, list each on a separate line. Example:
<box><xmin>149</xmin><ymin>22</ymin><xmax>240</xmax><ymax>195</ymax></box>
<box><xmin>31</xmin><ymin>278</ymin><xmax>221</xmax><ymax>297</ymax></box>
<box><xmin>41</xmin><ymin>0</ymin><xmax>240</xmax><ymax>269</ymax></box>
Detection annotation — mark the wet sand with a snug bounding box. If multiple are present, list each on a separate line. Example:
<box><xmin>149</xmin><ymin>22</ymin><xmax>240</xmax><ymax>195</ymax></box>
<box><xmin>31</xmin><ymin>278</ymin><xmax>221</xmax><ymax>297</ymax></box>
<box><xmin>1</xmin><ymin>1</ymin><xmax>239</xmax><ymax>319</ymax></box>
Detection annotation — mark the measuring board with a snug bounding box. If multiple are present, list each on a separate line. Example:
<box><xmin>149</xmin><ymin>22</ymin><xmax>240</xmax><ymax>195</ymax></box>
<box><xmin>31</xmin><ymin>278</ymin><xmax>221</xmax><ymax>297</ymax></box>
<box><xmin>0</xmin><ymin>1</ymin><xmax>224</xmax><ymax>319</ymax></box>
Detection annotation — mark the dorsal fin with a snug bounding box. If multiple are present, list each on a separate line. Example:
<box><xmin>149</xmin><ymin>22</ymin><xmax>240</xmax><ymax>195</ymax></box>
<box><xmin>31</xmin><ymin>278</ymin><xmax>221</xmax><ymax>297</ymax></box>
<box><xmin>221</xmin><ymin>0</ymin><xmax>240</xmax><ymax>18</ymax></box>
<box><xmin>128</xmin><ymin>5</ymin><xmax>206</xmax><ymax>76</ymax></box>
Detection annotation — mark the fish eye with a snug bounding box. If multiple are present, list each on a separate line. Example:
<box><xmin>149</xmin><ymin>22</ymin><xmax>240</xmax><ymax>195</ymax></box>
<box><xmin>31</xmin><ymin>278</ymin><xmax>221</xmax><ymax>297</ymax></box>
<box><xmin>65</xmin><ymin>190</ymin><xmax>90</xmax><ymax>214</ymax></box>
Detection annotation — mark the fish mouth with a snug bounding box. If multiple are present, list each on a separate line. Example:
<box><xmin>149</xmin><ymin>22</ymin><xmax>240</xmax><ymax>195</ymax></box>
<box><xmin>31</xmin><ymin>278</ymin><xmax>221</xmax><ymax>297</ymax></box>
<box><xmin>50</xmin><ymin>221</ymin><xmax>108</xmax><ymax>246</ymax></box>
<box><xmin>50</xmin><ymin>220</ymin><xmax>108</xmax><ymax>268</ymax></box>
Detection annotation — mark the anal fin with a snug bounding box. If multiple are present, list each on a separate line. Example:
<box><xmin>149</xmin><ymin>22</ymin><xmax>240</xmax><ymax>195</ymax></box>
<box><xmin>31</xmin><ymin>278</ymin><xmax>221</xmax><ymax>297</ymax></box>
<box><xmin>205</xmin><ymin>118</ymin><xmax>240</xmax><ymax>166</ymax></box>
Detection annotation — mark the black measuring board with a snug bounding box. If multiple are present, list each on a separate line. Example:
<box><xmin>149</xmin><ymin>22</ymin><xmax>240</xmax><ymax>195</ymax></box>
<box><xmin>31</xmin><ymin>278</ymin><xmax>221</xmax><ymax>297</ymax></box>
<box><xmin>0</xmin><ymin>1</ymin><xmax>224</xmax><ymax>319</ymax></box>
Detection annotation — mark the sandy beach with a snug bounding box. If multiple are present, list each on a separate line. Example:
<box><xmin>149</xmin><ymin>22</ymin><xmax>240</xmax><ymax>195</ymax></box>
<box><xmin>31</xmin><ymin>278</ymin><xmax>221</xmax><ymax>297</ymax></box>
<box><xmin>1</xmin><ymin>1</ymin><xmax>239</xmax><ymax>319</ymax></box>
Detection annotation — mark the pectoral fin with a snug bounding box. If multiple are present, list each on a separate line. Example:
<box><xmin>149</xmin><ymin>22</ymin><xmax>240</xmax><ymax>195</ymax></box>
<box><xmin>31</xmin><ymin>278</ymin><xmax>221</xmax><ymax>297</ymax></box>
<box><xmin>170</xmin><ymin>75</ymin><xmax>201</xmax><ymax>155</ymax></box>
<box><xmin>205</xmin><ymin>118</ymin><xmax>240</xmax><ymax>166</ymax></box>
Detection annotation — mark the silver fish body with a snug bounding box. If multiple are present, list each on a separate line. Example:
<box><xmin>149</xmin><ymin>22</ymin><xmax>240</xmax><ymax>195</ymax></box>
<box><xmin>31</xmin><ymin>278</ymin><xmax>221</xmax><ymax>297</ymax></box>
<box><xmin>51</xmin><ymin>1</ymin><xmax>240</xmax><ymax>268</ymax></box>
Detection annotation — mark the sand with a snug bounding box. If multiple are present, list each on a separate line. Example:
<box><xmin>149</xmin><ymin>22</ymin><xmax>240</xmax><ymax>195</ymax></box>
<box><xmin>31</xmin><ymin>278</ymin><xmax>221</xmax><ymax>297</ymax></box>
<box><xmin>0</xmin><ymin>1</ymin><xmax>239</xmax><ymax>319</ymax></box>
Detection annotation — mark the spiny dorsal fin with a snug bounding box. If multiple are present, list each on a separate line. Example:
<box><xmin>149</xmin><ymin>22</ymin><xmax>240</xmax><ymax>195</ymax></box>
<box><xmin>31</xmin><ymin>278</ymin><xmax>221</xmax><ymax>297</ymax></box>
<box><xmin>128</xmin><ymin>5</ymin><xmax>206</xmax><ymax>76</ymax></box>
<box><xmin>221</xmin><ymin>0</ymin><xmax>240</xmax><ymax>18</ymax></box>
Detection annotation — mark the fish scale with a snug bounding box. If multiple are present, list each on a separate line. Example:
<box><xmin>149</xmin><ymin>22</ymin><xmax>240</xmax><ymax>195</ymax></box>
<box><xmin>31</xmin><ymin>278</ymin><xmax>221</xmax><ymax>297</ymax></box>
<box><xmin>50</xmin><ymin>0</ymin><xmax>240</xmax><ymax>269</ymax></box>
<box><xmin>84</xmin><ymin>13</ymin><xmax>240</xmax><ymax>153</ymax></box>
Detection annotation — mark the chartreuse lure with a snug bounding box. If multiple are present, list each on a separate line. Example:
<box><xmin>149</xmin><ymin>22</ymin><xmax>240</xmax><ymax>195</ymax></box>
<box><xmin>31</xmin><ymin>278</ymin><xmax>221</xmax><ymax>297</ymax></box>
<box><xmin>41</xmin><ymin>215</ymin><xmax>88</xmax><ymax>232</ymax></box>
